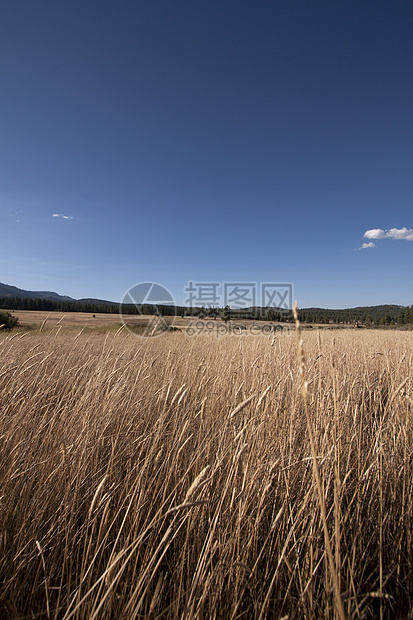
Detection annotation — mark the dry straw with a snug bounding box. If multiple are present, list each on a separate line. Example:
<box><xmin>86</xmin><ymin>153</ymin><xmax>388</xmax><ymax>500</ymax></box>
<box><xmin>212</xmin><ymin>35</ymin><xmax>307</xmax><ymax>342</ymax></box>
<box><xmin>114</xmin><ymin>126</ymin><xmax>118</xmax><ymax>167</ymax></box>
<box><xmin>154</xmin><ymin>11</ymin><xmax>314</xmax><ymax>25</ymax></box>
<box><xmin>0</xmin><ymin>326</ymin><xmax>411</xmax><ymax>617</ymax></box>
<box><xmin>293</xmin><ymin>301</ymin><xmax>345</xmax><ymax>620</ymax></box>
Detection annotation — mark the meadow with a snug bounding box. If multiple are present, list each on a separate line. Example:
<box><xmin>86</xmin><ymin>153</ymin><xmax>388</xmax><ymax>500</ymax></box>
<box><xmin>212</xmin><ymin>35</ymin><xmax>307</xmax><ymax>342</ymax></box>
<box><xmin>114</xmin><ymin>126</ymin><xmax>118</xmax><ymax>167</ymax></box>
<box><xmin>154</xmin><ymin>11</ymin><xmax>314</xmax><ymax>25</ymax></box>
<box><xmin>0</xmin><ymin>322</ymin><xmax>412</xmax><ymax>618</ymax></box>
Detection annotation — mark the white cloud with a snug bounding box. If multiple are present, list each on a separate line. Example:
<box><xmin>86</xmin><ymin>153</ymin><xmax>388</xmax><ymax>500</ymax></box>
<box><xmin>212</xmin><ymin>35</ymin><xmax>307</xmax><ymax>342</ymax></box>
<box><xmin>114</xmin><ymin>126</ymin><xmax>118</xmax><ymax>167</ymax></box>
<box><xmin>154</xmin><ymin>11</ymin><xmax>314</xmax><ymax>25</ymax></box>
<box><xmin>364</xmin><ymin>228</ymin><xmax>386</xmax><ymax>239</ymax></box>
<box><xmin>52</xmin><ymin>213</ymin><xmax>74</xmax><ymax>220</ymax></box>
<box><xmin>364</xmin><ymin>227</ymin><xmax>413</xmax><ymax>242</ymax></box>
<box><xmin>359</xmin><ymin>242</ymin><xmax>375</xmax><ymax>249</ymax></box>
<box><xmin>385</xmin><ymin>227</ymin><xmax>413</xmax><ymax>241</ymax></box>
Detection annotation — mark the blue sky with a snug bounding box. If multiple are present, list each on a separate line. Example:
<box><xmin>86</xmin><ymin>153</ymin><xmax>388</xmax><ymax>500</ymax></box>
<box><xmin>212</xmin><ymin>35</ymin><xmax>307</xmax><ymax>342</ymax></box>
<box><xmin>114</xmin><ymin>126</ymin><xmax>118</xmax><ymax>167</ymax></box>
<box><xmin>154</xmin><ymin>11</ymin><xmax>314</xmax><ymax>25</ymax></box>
<box><xmin>1</xmin><ymin>1</ymin><xmax>412</xmax><ymax>308</ymax></box>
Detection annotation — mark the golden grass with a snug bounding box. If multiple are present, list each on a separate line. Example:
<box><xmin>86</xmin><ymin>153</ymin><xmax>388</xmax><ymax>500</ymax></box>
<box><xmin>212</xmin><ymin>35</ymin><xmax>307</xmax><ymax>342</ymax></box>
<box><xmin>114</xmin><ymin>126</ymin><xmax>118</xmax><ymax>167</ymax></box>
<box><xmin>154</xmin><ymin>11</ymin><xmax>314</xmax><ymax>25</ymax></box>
<box><xmin>0</xmin><ymin>328</ymin><xmax>412</xmax><ymax>618</ymax></box>
<box><xmin>9</xmin><ymin>310</ymin><xmax>153</xmax><ymax>328</ymax></box>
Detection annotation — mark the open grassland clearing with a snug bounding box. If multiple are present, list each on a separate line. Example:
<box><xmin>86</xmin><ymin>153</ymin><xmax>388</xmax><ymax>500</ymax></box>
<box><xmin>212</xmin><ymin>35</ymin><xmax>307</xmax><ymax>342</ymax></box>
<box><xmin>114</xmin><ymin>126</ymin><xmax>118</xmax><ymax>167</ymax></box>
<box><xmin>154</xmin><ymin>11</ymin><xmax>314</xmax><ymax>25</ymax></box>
<box><xmin>6</xmin><ymin>310</ymin><xmax>179</xmax><ymax>337</ymax></box>
<box><xmin>8</xmin><ymin>310</ymin><xmax>151</xmax><ymax>330</ymax></box>
<box><xmin>0</xmin><ymin>328</ymin><xmax>412</xmax><ymax>618</ymax></box>
<box><xmin>5</xmin><ymin>310</ymin><xmax>291</xmax><ymax>337</ymax></box>
<box><xmin>3</xmin><ymin>309</ymin><xmax>352</xmax><ymax>338</ymax></box>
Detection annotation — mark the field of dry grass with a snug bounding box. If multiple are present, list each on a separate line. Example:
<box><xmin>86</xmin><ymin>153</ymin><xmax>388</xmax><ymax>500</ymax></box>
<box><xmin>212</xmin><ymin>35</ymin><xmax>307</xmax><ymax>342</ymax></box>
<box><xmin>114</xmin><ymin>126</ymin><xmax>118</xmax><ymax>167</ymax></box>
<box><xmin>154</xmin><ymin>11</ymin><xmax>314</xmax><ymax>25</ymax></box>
<box><xmin>9</xmin><ymin>310</ymin><xmax>152</xmax><ymax>328</ymax></box>
<box><xmin>7</xmin><ymin>310</ymin><xmax>293</xmax><ymax>333</ymax></box>
<box><xmin>0</xmin><ymin>326</ymin><xmax>412</xmax><ymax>618</ymax></box>
<box><xmin>7</xmin><ymin>310</ymin><xmax>296</xmax><ymax>339</ymax></box>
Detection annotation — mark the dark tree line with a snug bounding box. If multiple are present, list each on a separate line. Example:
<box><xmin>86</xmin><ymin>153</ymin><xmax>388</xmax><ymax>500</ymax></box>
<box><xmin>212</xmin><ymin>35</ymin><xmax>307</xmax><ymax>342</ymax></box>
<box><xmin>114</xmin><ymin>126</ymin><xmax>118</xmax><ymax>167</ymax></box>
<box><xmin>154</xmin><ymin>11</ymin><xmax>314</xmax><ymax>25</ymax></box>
<box><xmin>397</xmin><ymin>306</ymin><xmax>413</xmax><ymax>325</ymax></box>
<box><xmin>0</xmin><ymin>296</ymin><xmax>184</xmax><ymax>317</ymax></box>
<box><xmin>298</xmin><ymin>305</ymin><xmax>412</xmax><ymax>325</ymax></box>
<box><xmin>0</xmin><ymin>296</ymin><xmax>411</xmax><ymax>325</ymax></box>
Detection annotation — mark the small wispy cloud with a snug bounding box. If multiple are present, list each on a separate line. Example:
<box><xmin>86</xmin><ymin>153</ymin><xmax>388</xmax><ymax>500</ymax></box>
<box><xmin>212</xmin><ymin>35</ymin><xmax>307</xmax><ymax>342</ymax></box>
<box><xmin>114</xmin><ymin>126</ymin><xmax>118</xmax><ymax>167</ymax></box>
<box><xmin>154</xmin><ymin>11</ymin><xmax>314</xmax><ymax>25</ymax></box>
<box><xmin>8</xmin><ymin>211</ymin><xmax>20</xmax><ymax>223</ymax></box>
<box><xmin>52</xmin><ymin>213</ymin><xmax>74</xmax><ymax>220</ymax></box>
<box><xmin>359</xmin><ymin>242</ymin><xmax>375</xmax><ymax>250</ymax></box>
<box><xmin>364</xmin><ymin>227</ymin><xmax>413</xmax><ymax>241</ymax></box>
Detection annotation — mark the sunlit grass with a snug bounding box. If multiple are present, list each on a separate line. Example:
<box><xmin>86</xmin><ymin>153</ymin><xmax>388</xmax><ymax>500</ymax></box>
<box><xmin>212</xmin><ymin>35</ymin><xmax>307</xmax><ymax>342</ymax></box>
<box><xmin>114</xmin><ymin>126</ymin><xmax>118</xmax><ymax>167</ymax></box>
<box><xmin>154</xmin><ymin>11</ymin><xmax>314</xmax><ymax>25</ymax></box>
<box><xmin>0</xmin><ymin>328</ymin><xmax>412</xmax><ymax>618</ymax></box>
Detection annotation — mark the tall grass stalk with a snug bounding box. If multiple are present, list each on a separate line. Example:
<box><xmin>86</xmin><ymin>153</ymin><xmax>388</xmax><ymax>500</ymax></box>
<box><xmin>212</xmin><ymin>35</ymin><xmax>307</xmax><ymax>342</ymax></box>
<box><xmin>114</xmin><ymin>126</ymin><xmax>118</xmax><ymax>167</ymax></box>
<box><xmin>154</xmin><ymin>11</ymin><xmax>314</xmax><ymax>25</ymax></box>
<box><xmin>293</xmin><ymin>302</ymin><xmax>345</xmax><ymax>619</ymax></box>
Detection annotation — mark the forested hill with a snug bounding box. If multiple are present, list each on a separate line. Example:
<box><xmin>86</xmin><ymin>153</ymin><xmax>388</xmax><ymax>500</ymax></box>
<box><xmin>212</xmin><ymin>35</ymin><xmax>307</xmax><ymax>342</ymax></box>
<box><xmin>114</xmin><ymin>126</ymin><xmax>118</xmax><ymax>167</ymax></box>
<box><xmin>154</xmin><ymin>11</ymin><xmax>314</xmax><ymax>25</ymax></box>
<box><xmin>0</xmin><ymin>282</ymin><xmax>73</xmax><ymax>302</ymax></box>
<box><xmin>298</xmin><ymin>305</ymin><xmax>406</xmax><ymax>324</ymax></box>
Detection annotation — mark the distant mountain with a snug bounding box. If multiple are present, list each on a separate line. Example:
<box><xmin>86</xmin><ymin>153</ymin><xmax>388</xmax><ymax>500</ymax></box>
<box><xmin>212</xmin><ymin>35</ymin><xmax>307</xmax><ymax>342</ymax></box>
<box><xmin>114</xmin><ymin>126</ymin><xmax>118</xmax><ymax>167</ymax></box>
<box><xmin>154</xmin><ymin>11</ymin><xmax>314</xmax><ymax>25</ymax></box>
<box><xmin>0</xmin><ymin>283</ymin><xmax>118</xmax><ymax>306</ymax></box>
<box><xmin>78</xmin><ymin>297</ymin><xmax>117</xmax><ymax>305</ymax></box>
<box><xmin>0</xmin><ymin>282</ymin><xmax>74</xmax><ymax>302</ymax></box>
<box><xmin>303</xmin><ymin>305</ymin><xmax>403</xmax><ymax>313</ymax></box>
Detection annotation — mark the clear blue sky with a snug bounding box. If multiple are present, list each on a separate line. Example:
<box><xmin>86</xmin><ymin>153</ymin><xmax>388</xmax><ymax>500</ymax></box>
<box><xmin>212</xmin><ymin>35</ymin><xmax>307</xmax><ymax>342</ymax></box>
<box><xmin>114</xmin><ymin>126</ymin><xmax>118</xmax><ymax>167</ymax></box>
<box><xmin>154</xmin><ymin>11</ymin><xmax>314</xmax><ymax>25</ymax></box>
<box><xmin>1</xmin><ymin>1</ymin><xmax>412</xmax><ymax>308</ymax></box>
